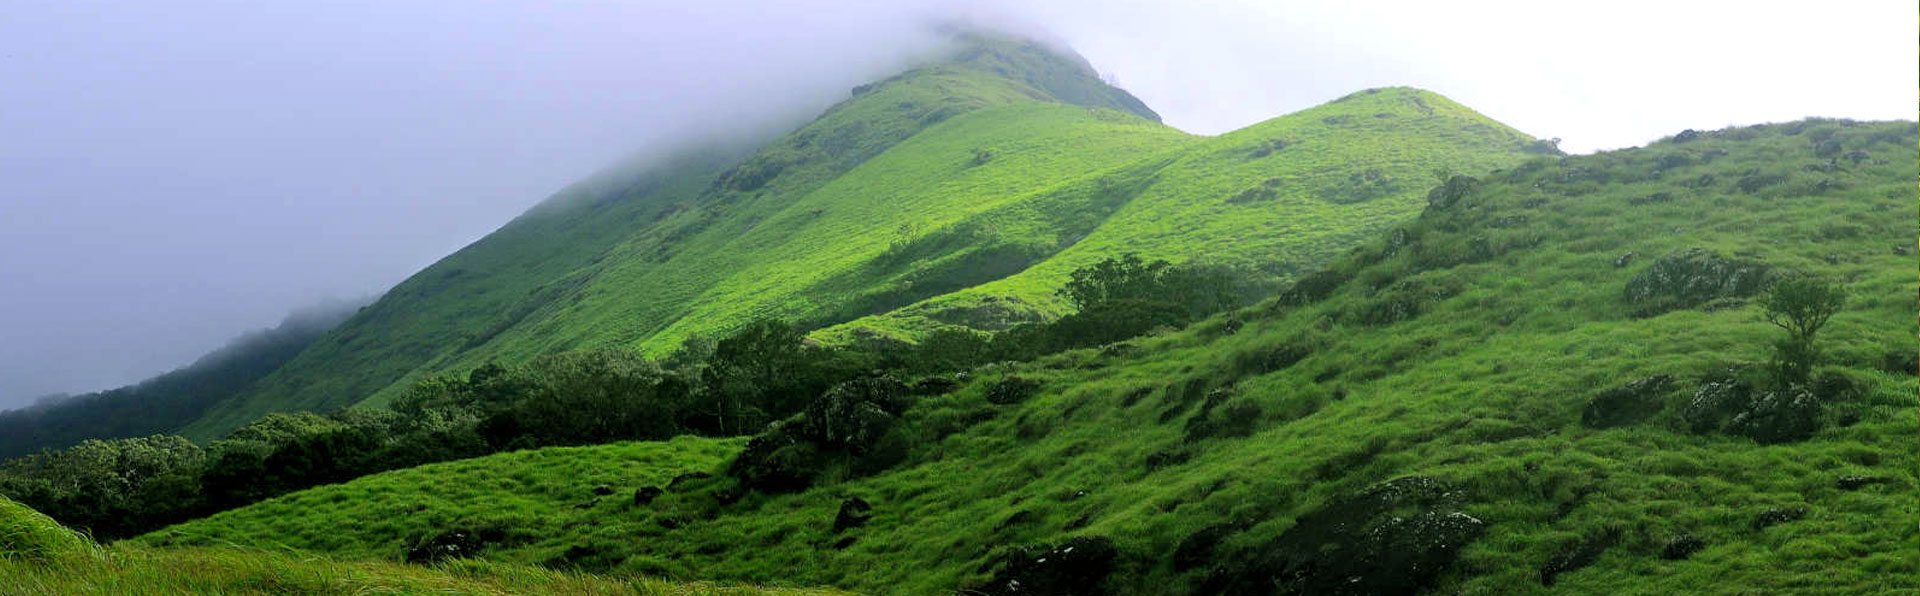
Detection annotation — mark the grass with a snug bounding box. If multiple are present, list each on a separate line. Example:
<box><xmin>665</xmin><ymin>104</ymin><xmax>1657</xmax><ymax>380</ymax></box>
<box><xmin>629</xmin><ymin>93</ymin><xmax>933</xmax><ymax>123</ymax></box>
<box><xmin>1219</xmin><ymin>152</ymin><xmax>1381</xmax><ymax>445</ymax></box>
<box><xmin>141</xmin><ymin>436</ymin><xmax>743</xmax><ymax>571</ymax></box>
<box><xmin>819</xmin><ymin>87</ymin><xmax>1535</xmax><ymax>343</ymax></box>
<box><xmin>2</xmin><ymin>495</ymin><xmax>830</xmax><ymax>594</ymax></box>
<box><xmin>144</xmin><ymin>119</ymin><xmax>1917</xmax><ymax>593</ymax></box>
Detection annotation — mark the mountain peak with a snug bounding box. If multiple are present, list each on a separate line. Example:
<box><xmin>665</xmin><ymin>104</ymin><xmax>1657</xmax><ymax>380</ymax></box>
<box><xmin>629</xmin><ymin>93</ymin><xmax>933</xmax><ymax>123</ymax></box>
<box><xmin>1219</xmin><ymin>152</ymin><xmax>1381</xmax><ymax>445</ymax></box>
<box><xmin>882</xmin><ymin>26</ymin><xmax>1161</xmax><ymax>122</ymax></box>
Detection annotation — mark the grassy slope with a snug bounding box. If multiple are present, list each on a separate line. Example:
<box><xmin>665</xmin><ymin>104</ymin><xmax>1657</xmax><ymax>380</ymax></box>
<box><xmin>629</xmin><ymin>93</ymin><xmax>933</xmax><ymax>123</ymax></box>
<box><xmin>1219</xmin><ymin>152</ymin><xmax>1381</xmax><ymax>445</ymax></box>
<box><xmin>150</xmin><ymin>120</ymin><xmax>1918</xmax><ymax>593</ymax></box>
<box><xmin>186</xmin><ymin>36</ymin><xmax>1184</xmax><ymax>436</ymax></box>
<box><xmin>142</xmin><ymin>436</ymin><xmax>741</xmax><ymax>569</ymax></box>
<box><xmin>182</xmin><ymin>145</ymin><xmax>745</xmax><ymax>439</ymax></box>
<box><xmin>2</xmin><ymin>496</ymin><xmax>827</xmax><ymax>595</ymax></box>
<box><xmin>818</xmin><ymin>87</ymin><xmax>1536</xmax><ymax>342</ymax></box>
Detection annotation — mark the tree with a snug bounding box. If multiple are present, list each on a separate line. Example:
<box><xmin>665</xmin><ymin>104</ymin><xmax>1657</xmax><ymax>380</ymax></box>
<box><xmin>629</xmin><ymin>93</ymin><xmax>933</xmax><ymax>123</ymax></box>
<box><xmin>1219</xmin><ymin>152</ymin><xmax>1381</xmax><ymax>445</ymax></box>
<box><xmin>706</xmin><ymin>319</ymin><xmax>815</xmax><ymax>434</ymax></box>
<box><xmin>1060</xmin><ymin>253</ymin><xmax>1170</xmax><ymax>311</ymax></box>
<box><xmin>1763</xmin><ymin>278</ymin><xmax>1846</xmax><ymax>385</ymax></box>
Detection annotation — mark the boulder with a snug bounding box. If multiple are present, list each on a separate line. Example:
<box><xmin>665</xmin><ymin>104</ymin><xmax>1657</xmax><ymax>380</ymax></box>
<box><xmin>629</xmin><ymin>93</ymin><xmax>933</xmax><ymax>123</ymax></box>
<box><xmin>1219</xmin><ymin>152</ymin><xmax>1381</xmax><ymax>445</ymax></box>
<box><xmin>1836</xmin><ymin>476</ymin><xmax>1888</xmax><ymax>491</ymax></box>
<box><xmin>833</xmin><ymin>497</ymin><xmax>873</xmax><ymax>533</ymax></box>
<box><xmin>802</xmin><ymin>381</ymin><xmax>903</xmax><ymax>454</ymax></box>
<box><xmin>1581</xmin><ymin>375</ymin><xmax>1673</xmax><ymax>428</ymax></box>
<box><xmin>979</xmin><ymin>536</ymin><xmax>1118</xmax><ymax>596</ymax></box>
<box><xmin>726</xmin><ymin>423</ymin><xmax>821</xmax><ymax>493</ymax></box>
<box><xmin>1624</xmin><ymin>248</ymin><xmax>1774</xmax><ymax>316</ymax></box>
<box><xmin>405</xmin><ymin>528</ymin><xmax>499</xmax><ymax>565</ymax></box>
<box><xmin>1752</xmin><ymin>506</ymin><xmax>1808</xmax><ymax>530</ymax></box>
<box><xmin>986</xmin><ymin>375</ymin><xmax>1042</xmax><ymax>405</ymax></box>
<box><xmin>1201</xmin><ymin>476</ymin><xmax>1485</xmax><ymax>595</ymax></box>
<box><xmin>631</xmin><ymin>486</ymin><xmax>663</xmax><ymax>507</ymax></box>
<box><xmin>1540</xmin><ymin>528</ymin><xmax>1620</xmax><ymax>586</ymax></box>
<box><xmin>1426</xmin><ymin>175</ymin><xmax>1479</xmax><ymax>210</ymax></box>
<box><xmin>1660</xmin><ymin>534</ymin><xmax>1706</xmax><ymax>560</ymax></box>
<box><xmin>1731</xmin><ymin>386</ymin><xmax>1821</xmax><ymax>444</ymax></box>
<box><xmin>1682</xmin><ymin>379</ymin><xmax>1754</xmax><ymax>434</ymax></box>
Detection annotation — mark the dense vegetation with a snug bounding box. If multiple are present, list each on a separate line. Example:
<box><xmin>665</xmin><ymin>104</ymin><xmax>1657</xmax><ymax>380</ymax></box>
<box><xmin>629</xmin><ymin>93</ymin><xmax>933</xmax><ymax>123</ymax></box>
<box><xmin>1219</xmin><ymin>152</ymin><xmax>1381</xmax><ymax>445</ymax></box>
<box><xmin>134</xmin><ymin>118</ymin><xmax>1916</xmax><ymax>593</ymax></box>
<box><xmin>0</xmin><ymin>300</ymin><xmax>362</xmax><ymax>459</ymax></box>
<box><xmin>1</xmin><ymin>253</ymin><xmax>1262</xmax><ymax>541</ymax></box>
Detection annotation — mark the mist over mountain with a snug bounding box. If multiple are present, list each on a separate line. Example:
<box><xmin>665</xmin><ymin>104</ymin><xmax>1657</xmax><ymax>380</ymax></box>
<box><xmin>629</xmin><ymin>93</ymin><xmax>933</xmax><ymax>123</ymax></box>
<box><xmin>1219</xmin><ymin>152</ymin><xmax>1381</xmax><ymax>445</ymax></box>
<box><xmin>1</xmin><ymin>1</ymin><xmax>1909</xmax><ymax>410</ymax></box>
<box><xmin>0</xmin><ymin>4</ymin><xmax>1912</xmax><ymax>594</ymax></box>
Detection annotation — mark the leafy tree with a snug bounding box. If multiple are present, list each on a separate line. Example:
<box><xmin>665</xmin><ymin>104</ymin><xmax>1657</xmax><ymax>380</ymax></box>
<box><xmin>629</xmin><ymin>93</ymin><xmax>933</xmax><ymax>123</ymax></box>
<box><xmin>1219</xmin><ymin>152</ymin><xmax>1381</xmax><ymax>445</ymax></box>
<box><xmin>911</xmin><ymin>328</ymin><xmax>994</xmax><ymax>373</ymax></box>
<box><xmin>1060</xmin><ymin>253</ymin><xmax>1172</xmax><ymax>311</ymax></box>
<box><xmin>1763</xmin><ymin>278</ymin><xmax>1846</xmax><ymax>385</ymax></box>
<box><xmin>704</xmin><ymin>319</ymin><xmax>819</xmax><ymax>434</ymax></box>
<box><xmin>481</xmin><ymin>351</ymin><xmax>691</xmax><ymax>448</ymax></box>
<box><xmin>0</xmin><ymin>435</ymin><xmax>206</xmax><ymax>538</ymax></box>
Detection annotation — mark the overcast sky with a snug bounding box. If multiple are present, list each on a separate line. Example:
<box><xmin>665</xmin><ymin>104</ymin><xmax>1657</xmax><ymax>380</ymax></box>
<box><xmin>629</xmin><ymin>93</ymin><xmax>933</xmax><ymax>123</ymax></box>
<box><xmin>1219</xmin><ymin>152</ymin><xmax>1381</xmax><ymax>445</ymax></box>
<box><xmin>0</xmin><ymin>1</ymin><xmax>1912</xmax><ymax>409</ymax></box>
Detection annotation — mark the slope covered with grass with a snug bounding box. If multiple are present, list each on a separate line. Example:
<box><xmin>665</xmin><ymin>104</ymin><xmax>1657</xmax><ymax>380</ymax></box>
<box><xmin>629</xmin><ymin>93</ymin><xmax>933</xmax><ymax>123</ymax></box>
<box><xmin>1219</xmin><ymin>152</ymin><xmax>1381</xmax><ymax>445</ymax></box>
<box><xmin>182</xmin><ymin>31</ymin><xmax>1544</xmax><ymax>439</ymax></box>
<box><xmin>149</xmin><ymin>119</ymin><xmax>1917</xmax><ymax>593</ymax></box>
<box><xmin>183</xmin><ymin>34</ymin><xmax>1186</xmax><ymax>438</ymax></box>
<box><xmin>2</xmin><ymin>495</ymin><xmax>826</xmax><ymax>595</ymax></box>
<box><xmin>142</xmin><ymin>436</ymin><xmax>741</xmax><ymax>569</ymax></box>
<box><xmin>819</xmin><ymin>87</ymin><xmax>1539</xmax><ymax>343</ymax></box>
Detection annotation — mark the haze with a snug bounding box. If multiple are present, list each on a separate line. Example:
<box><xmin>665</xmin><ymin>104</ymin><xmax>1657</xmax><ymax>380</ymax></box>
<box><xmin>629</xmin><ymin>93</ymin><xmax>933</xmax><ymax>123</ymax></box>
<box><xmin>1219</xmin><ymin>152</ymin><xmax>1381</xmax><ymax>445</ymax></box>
<box><xmin>1</xmin><ymin>0</ymin><xmax>1910</xmax><ymax>409</ymax></box>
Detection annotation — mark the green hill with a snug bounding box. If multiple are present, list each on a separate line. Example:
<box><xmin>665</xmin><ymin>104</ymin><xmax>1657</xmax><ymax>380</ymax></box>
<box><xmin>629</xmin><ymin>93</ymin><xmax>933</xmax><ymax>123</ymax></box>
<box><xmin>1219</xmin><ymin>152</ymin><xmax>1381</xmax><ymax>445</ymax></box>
<box><xmin>0</xmin><ymin>300</ymin><xmax>362</xmax><ymax>459</ymax></box>
<box><xmin>0</xmin><ymin>495</ymin><xmax>829</xmax><ymax>595</ymax></box>
<box><xmin>182</xmin><ymin>34</ymin><xmax>1536</xmax><ymax>439</ymax></box>
<box><xmin>144</xmin><ymin>119</ymin><xmax>1918</xmax><ymax>593</ymax></box>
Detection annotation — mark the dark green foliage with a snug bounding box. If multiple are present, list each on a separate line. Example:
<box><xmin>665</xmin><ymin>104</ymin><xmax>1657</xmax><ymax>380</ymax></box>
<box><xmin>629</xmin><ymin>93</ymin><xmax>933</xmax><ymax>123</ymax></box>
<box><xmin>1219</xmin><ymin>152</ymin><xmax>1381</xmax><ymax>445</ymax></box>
<box><xmin>1580</xmin><ymin>375</ymin><xmax>1673</xmax><ymax>429</ymax></box>
<box><xmin>1227</xmin><ymin>178</ymin><xmax>1281</xmax><ymax>204</ymax></box>
<box><xmin>970</xmin><ymin>254</ymin><xmax>1269</xmax><ymax>362</ymax></box>
<box><xmin>833</xmin><ymin>497</ymin><xmax>873</xmax><ymax>533</ymax></box>
<box><xmin>1624</xmin><ymin>249</ymin><xmax>1774</xmax><ymax>317</ymax></box>
<box><xmin>908</xmin><ymin>329</ymin><xmax>994</xmax><ymax>374</ymax></box>
<box><xmin>1202</xmin><ymin>476</ymin><xmax>1484</xmax><ymax>595</ymax></box>
<box><xmin>1350</xmin><ymin>275</ymin><xmax>1463</xmax><ymax>326</ymax></box>
<box><xmin>1232</xmin><ymin>341</ymin><xmax>1312</xmax><ymax>378</ymax></box>
<box><xmin>1752</xmin><ymin>506</ymin><xmax>1808</xmax><ymax>530</ymax></box>
<box><xmin>1732</xmin><ymin>387</ymin><xmax>1822</xmax><ymax>445</ymax></box>
<box><xmin>1425</xmin><ymin>174</ymin><xmax>1478</xmax><ymax>209</ymax></box>
<box><xmin>404</xmin><ymin>527</ymin><xmax>503</xmax><ymax>565</ymax></box>
<box><xmin>729</xmin><ymin>375</ymin><xmax>915</xmax><ymax>493</ymax></box>
<box><xmin>1660</xmin><ymin>534</ymin><xmax>1706</xmax><ymax>560</ymax></box>
<box><xmin>727</xmin><ymin>424</ymin><xmax>822</xmax><ymax>493</ymax></box>
<box><xmin>799</xmin><ymin>376</ymin><xmax>910</xmax><ymax>454</ymax></box>
<box><xmin>1277</xmin><ymin>269</ymin><xmax>1351</xmax><ymax>306</ymax></box>
<box><xmin>475</xmin><ymin>352</ymin><xmax>693</xmax><ymax>449</ymax></box>
<box><xmin>1247</xmin><ymin>138</ymin><xmax>1289</xmax><ymax>158</ymax></box>
<box><xmin>2</xmin><ymin>318</ymin><xmax>873</xmax><ymax>538</ymax></box>
<box><xmin>1762</xmin><ymin>278</ymin><xmax>1845</xmax><ymax>385</ymax></box>
<box><xmin>985</xmin><ymin>376</ymin><xmax>1041</xmax><ymax>406</ymax></box>
<box><xmin>977</xmin><ymin>536</ymin><xmax>1117</xmax><ymax>596</ymax></box>
<box><xmin>704</xmin><ymin>318</ymin><xmax>824</xmax><ymax>434</ymax></box>
<box><xmin>1540</xmin><ymin>527</ymin><xmax>1620</xmax><ymax>586</ymax></box>
<box><xmin>1522</xmin><ymin>137</ymin><xmax>1565</xmax><ymax>155</ymax></box>
<box><xmin>0</xmin><ymin>436</ymin><xmax>205</xmax><ymax>539</ymax></box>
<box><xmin>0</xmin><ymin>302</ymin><xmax>358</xmax><ymax>459</ymax></box>
<box><xmin>1322</xmin><ymin>168</ymin><xmax>1401</xmax><ymax>204</ymax></box>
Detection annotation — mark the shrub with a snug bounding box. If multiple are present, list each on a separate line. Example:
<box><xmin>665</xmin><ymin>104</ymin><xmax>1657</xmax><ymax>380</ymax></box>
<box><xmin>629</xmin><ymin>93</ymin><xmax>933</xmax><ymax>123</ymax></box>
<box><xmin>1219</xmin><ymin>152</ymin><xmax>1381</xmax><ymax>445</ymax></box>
<box><xmin>985</xmin><ymin>376</ymin><xmax>1041</xmax><ymax>406</ymax></box>
<box><xmin>1580</xmin><ymin>375</ymin><xmax>1673</xmax><ymax>429</ymax></box>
